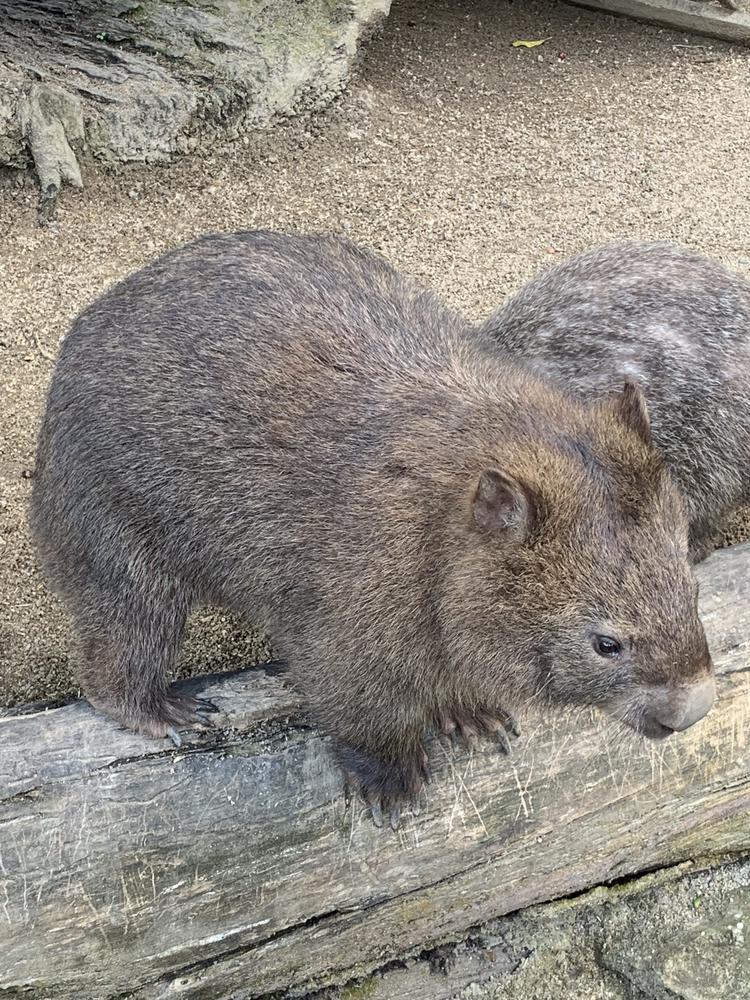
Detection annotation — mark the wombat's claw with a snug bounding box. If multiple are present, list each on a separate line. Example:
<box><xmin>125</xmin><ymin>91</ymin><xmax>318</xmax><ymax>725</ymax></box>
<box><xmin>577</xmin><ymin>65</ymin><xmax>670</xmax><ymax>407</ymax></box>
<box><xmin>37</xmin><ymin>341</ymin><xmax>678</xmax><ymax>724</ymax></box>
<box><xmin>367</xmin><ymin>798</ymin><xmax>401</xmax><ymax>830</ymax></box>
<box><xmin>495</xmin><ymin>730</ymin><xmax>511</xmax><ymax>755</ymax></box>
<box><xmin>370</xmin><ymin>800</ymin><xmax>384</xmax><ymax>828</ymax></box>
<box><xmin>194</xmin><ymin>705</ymin><xmax>218</xmax><ymax>728</ymax></box>
<box><xmin>498</xmin><ymin>709</ymin><xmax>521</xmax><ymax>738</ymax></box>
<box><xmin>334</xmin><ymin>740</ymin><xmax>427</xmax><ymax>829</ymax></box>
<box><xmin>196</xmin><ymin>697</ymin><xmax>220</xmax><ymax>714</ymax></box>
<box><xmin>436</xmin><ymin>705</ymin><xmax>519</xmax><ymax>750</ymax></box>
<box><xmin>359</xmin><ymin>790</ymin><xmax>402</xmax><ymax>830</ymax></box>
<box><xmin>166</xmin><ymin>726</ymin><xmax>182</xmax><ymax>748</ymax></box>
<box><xmin>343</xmin><ymin>783</ymin><xmax>353</xmax><ymax>810</ymax></box>
<box><xmin>152</xmin><ymin>691</ymin><xmax>221</xmax><ymax>734</ymax></box>
<box><xmin>454</xmin><ymin>731</ymin><xmax>478</xmax><ymax>752</ymax></box>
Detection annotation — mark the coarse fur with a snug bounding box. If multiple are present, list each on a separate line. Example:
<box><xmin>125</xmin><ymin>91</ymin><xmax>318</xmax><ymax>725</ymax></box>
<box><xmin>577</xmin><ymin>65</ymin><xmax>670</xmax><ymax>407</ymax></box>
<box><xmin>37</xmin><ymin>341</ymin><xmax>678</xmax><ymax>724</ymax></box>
<box><xmin>477</xmin><ymin>241</ymin><xmax>750</xmax><ymax>562</ymax></box>
<box><xmin>30</xmin><ymin>231</ymin><xmax>712</xmax><ymax>820</ymax></box>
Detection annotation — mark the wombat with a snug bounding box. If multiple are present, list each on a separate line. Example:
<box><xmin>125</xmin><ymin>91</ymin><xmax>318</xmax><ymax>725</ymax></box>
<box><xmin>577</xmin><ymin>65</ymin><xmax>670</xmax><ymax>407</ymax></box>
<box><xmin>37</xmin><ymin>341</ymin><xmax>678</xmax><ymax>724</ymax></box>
<box><xmin>477</xmin><ymin>241</ymin><xmax>750</xmax><ymax>563</ymax></box>
<box><xmin>30</xmin><ymin>231</ymin><xmax>715</xmax><ymax>826</ymax></box>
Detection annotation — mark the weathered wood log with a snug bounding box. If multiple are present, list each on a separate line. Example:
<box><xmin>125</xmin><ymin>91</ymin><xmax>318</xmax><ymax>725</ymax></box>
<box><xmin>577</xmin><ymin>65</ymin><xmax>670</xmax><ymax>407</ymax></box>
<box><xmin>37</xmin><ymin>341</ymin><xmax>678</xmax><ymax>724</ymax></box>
<box><xmin>1</xmin><ymin>543</ymin><xmax>749</xmax><ymax>999</ymax></box>
<box><xmin>568</xmin><ymin>0</ymin><xmax>750</xmax><ymax>46</ymax></box>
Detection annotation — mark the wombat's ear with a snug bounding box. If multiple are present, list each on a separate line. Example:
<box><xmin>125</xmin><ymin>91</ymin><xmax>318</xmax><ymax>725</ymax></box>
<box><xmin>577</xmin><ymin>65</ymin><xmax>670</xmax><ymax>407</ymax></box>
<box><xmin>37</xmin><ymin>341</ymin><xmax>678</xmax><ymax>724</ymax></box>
<box><xmin>472</xmin><ymin>469</ymin><xmax>531</xmax><ymax>540</ymax></box>
<box><xmin>611</xmin><ymin>379</ymin><xmax>651</xmax><ymax>444</ymax></box>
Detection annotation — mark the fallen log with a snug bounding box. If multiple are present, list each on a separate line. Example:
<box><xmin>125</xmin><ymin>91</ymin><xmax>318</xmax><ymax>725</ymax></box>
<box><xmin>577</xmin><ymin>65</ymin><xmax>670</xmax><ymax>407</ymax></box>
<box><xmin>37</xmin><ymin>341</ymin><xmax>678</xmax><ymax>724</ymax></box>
<box><xmin>1</xmin><ymin>542</ymin><xmax>749</xmax><ymax>999</ymax></box>
<box><xmin>568</xmin><ymin>0</ymin><xmax>750</xmax><ymax>46</ymax></box>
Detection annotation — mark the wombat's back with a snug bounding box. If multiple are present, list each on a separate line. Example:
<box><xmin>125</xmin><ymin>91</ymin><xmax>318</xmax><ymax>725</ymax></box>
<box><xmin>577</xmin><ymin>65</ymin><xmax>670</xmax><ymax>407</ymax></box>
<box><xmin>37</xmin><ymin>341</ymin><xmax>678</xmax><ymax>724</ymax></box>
<box><xmin>478</xmin><ymin>241</ymin><xmax>750</xmax><ymax>554</ymax></box>
<box><xmin>30</xmin><ymin>230</ymin><xmax>471</xmax><ymax>607</ymax></box>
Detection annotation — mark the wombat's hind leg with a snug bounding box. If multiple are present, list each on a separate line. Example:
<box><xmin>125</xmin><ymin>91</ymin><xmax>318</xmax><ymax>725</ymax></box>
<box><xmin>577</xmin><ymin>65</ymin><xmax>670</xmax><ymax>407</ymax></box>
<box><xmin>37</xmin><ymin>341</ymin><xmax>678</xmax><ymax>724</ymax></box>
<box><xmin>335</xmin><ymin>741</ymin><xmax>430</xmax><ymax>830</ymax></box>
<box><xmin>73</xmin><ymin>582</ymin><xmax>213</xmax><ymax>742</ymax></box>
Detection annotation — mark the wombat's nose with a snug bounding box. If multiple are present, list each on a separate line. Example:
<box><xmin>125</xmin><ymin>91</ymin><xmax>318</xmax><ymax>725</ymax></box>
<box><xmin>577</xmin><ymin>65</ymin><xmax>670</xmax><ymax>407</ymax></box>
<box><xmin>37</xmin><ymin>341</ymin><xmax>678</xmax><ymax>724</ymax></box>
<box><xmin>652</xmin><ymin>676</ymin><xmax>716</xmax><ymax>733</ymax></box>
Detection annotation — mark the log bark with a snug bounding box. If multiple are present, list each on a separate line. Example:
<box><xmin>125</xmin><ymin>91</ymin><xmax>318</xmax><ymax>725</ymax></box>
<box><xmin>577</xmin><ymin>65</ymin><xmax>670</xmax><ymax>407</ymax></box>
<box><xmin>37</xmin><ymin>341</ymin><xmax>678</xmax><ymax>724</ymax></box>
<box><xmin>1</xmin><ymin>543</ymin><xmax>749</xmax><ymax>999</ymax></box>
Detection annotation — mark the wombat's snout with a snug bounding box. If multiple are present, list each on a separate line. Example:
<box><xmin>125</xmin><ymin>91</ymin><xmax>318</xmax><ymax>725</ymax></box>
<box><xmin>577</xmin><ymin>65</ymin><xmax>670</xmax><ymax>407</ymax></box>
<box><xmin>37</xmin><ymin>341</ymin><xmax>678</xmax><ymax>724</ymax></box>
<box><xmin>641</xmin><ymin>676</ymin><xmax>716</xmax><ymax>739</ymax></box>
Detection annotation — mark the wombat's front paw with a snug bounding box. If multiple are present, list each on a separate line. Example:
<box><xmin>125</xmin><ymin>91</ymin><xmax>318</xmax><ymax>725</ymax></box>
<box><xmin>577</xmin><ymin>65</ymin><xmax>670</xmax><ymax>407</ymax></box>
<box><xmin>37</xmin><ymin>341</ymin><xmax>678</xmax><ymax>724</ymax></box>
<box><xmin>333</xmin><ymin>742</ymin><xmax>431</xmax><ymax>830</ymax></box>
<box><xmin>435</xmin><ymin>705</ymin><xmax>520</xmax><ymax>754</ymax></box>
<box><xmin>134</xmin><ymin>692</ymin><xmax>220</xmax><ymax>747</ymax></box>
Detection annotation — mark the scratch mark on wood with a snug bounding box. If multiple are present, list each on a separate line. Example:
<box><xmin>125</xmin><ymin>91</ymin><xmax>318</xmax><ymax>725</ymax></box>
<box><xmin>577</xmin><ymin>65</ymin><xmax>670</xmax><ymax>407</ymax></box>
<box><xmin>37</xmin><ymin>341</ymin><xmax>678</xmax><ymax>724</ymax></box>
<box><xmin>511</xmin><ymin>759</ymin><xmax>534</xmax><ymax>824</ymax></box>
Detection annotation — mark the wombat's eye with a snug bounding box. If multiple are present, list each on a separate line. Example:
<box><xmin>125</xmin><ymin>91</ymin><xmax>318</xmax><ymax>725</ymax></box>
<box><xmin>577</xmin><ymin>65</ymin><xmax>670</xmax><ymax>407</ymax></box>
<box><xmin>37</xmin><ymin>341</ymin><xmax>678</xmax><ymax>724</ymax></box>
<box><xmin>593</xmin><ymin>634</ymin><xmax>622</xmax><ymax>658</ymax></box>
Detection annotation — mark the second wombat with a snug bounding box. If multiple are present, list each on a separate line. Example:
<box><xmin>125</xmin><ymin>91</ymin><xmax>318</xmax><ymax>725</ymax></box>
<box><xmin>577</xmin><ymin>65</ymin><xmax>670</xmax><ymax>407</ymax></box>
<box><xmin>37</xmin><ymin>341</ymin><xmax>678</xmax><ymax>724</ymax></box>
<box><xmin>30</xmin><ymin>231</ymin><xmax>714</xmax><ymax>826</ymax></box>
<box><xmin>477</xmin><ymin>241</ymin><xmax>750</xmax><ymax>562</ymax></box>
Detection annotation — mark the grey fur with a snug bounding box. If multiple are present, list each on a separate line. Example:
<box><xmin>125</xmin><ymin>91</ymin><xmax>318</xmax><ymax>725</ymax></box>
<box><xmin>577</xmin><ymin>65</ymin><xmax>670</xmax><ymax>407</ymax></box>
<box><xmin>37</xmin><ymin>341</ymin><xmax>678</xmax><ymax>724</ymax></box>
<box><xmin>29</xmin><ymin>231</ymin><xmax>712</xmax><ymax>815</ymax></box>
<box><xmin>477</xmin><ymin>241</ymin><xmax>750</xmax><ymax>561</ymax></box>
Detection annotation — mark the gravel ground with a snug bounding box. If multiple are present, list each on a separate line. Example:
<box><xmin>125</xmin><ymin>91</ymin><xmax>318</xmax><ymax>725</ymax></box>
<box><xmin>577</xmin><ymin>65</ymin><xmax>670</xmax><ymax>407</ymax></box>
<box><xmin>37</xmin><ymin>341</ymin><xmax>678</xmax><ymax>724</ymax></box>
<box><xmin>2</xmin><ymin>0</ymin><xmax>750</xmax><ymax>707</ymax></box>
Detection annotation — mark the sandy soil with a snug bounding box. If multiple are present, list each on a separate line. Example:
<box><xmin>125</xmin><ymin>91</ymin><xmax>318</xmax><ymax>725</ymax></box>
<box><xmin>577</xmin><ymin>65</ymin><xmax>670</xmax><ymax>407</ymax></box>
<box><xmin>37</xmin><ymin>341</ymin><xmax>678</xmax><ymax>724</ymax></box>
<box><xmin>2</xmin><ymin>0</ymin><xmax>750</xmax><ymax>707</ymax></box>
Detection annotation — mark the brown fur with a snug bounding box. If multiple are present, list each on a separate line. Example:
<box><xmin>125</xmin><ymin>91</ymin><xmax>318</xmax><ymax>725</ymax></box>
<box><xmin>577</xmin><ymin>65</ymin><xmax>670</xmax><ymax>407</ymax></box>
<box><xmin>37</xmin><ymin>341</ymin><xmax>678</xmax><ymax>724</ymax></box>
<box><xmin>29</xmin><ymin>231</ymin><xmax>713</xmax><ymax>821</ymax></box>
<box><xmin>477</xmin><ymin>241</ymin><xmax>750</xmax><ymax>562</ymax></box>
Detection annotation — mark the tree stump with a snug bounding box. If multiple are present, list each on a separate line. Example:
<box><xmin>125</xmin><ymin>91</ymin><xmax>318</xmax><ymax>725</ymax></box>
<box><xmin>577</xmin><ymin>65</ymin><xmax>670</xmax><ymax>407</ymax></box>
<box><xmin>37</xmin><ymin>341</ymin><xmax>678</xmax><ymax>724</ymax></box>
<box><xmin>0</xmin><ymin>0</ymin><xmax>391</xmax><ymax>218</ymax></box>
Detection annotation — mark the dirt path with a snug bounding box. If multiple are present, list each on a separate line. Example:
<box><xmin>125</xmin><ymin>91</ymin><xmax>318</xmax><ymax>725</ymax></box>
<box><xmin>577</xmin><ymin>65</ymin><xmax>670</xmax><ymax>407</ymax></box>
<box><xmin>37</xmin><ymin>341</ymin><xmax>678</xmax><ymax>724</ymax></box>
<box><xmin>2</xmin><ymin>0</ymin><xmax>749</xmax><ymax>707</ymax></box>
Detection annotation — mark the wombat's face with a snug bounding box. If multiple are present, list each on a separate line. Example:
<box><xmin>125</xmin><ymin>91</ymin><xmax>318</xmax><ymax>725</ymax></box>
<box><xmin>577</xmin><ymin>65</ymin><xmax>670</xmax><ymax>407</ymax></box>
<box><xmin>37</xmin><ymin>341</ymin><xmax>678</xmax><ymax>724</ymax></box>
<box><xmin>459</xmin><ymin>383</ymin><xmax>715</xmax><ymax>740</ymax></box>
<box><xmin>521</xmin><ymin>540</ymin><xmax>715</xmax><ymax>740</ymax></box>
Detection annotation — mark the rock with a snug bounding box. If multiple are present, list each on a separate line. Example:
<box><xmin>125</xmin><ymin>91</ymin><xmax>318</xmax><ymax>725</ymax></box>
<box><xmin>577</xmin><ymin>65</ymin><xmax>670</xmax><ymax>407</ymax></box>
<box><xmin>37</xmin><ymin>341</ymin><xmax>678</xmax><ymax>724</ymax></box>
<box><xmin>322</xmin><ymin>859</ymin><xmax>750</xmax><ymax>999</ymax></box>
<box><xmin>599</xmin><ymin>869</ymin><xmax>750</xmax><ymax>1000</ymax></box>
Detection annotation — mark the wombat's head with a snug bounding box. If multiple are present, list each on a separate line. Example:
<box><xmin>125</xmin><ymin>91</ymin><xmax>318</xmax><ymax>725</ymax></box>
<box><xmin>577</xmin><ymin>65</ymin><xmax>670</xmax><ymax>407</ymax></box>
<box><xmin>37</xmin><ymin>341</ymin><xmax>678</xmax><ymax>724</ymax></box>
<box><xmin>448</xmin><ymin>380</ymin><xmax>714</xmax><ymax>739</ymax></box>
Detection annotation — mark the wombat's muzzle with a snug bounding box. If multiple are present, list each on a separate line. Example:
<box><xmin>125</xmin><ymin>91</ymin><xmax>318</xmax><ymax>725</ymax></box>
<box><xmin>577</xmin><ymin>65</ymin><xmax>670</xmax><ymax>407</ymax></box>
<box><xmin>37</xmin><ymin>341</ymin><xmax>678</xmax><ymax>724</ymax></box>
<box><xmin>641</xmin><ymin>676</ymin><xmax>716</xmax><ymax>739</ymax></box>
